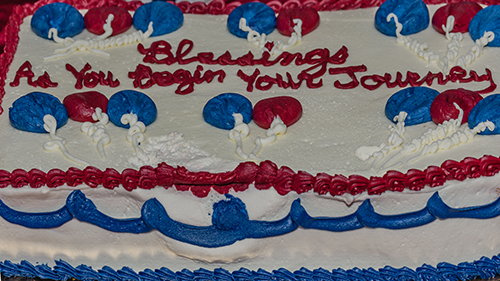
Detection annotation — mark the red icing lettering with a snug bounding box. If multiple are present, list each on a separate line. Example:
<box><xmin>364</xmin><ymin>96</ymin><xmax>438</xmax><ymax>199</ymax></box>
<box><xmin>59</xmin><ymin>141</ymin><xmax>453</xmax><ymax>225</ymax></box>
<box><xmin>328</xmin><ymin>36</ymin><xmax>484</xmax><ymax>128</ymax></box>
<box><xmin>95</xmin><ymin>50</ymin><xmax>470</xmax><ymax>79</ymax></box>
<box><xmin>10</xmin><ymin>61</ymin><xmax>58</xmax><ymax>88</ymax></box>
<box><xmin>237</xmin><ymin>68</ymin><xmax>307</xmax><ymax>92</ymax></box>
<box><xmin>66</xmin><ymin>63</ymin><xmax>119</xmax><ymax>89</ymax></box>
<box><xmin>237</xmin><ymin>69</ymin><xmax>260</xmax><ymax>92</ymax></box>
<box><xmin>137</xmin><ymin>40</ymin><xmax>349</xmax><ymax>70</ymax></box>
<box><xmin>358</xmin><ymin>67</ymin><xmax>496</xmax><ymax>93</ymax></box>
<box><xmin>329</xmin><ymin>65</ymin><xmax>368</xmax><ymax>89</ymax></box>
<box><xmin>128</xmin><ymin>64</ymin><xmax>225</xmax><ymax>95</ymax></box>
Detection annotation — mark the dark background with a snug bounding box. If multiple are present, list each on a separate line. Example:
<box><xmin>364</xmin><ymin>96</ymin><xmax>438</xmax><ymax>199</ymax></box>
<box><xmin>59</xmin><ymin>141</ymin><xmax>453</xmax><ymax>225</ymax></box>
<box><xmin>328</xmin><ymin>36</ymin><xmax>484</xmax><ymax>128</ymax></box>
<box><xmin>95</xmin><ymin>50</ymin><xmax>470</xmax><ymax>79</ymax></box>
<box><xmin>0</xmin><ymin>0</ymin><xmax>38</xmax><ymax>55</ymax></box>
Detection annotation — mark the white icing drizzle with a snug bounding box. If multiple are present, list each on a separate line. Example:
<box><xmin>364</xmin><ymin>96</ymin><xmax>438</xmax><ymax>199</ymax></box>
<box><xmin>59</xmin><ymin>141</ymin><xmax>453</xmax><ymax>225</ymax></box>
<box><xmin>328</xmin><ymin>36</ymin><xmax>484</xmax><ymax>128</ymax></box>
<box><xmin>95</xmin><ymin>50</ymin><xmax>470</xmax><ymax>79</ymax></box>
<box><xmin>378</xmin><ymin>104</ymin><xmax>495</xmax><ymax>172</ymax></box>
<box><xmin>455</xmin><ymin>31</ymin><xmax>495</xmax><ymax>68</ymax></box>
<box><xmin>441</xmin><ymin>16</ymin><xmax>463</xmax><ymax>73</ymax></box>
<box><xmin>249</xmin><ymin>116</ymin><xmax>287</xmax><ymax>159</ymax></box>
<box><xmin>239</xmin><ymin>18</ymin><xmax>303</xmax><ymax>55</ymax></box>
<box><xmin>44</xmin><ymin>15</ymin><xmax>154</xmax><ymax>60</ymax></box>
<box><xmin>407</xmin><ymin>119</ymin><xmax>494</xmax><ymax>164</ymax></box>
<box><xmin>387</xmin><ymin>13</ymin><xmax>442</xmax><ymax>69</ymax></box>
<box><xmin>388</xmin><ymin>13</ymin><xmax>496</xmax><ymax>73</ymax></box>
<box><xmin>228</xmin><ymin>113</ymin><xmax>251</xmax><ymax>160</ymax></box>
<box><xmin>43</xmin><ymin>115</ymin><xmax>90</xmax><ymax>166</ymax></box>
<box><xmin>81</xmin><ymin>108</ymin><xmax>111</xmax><ymax>159</ymax></box>
<box><xmin>355</xmin><ymin>111</ymin><xmax>407</xmax><ymax>168</ymax></box>
<box><xmin>121</xmin><ymin>113</ymin><xmax>146</xmax><ymax>153</ymax></box>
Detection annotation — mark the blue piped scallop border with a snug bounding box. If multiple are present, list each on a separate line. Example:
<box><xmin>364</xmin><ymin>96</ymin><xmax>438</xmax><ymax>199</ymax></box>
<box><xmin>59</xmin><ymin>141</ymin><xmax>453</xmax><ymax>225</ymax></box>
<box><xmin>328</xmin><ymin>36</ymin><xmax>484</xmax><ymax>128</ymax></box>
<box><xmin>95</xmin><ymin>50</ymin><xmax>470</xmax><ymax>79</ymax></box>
<box><xmin>1</xmin><ymin>190</ymin><xmax>500</xmax><ymax>279</ymax></box>
<box><xmin>2</xmin><ymin>191</ymin><xmax>500</xmax><ymax>247</ymax></box>
<box><xmin>1</xmin><ymin>256</ymin><xmax>500</xmax><ymax>281</ymax></box>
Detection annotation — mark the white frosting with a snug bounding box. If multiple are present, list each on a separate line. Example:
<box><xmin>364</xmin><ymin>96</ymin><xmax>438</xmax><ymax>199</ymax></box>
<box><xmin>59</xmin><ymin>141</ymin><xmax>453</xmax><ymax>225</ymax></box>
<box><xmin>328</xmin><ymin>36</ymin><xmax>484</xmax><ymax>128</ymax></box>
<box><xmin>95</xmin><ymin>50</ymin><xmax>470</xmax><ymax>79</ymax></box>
<box><xmin>45</xmin><ymin>19</ymin><xmax>154</xmax><ymax>60</ymax></box>
<box><xmin>121</xmin><ymin>113</ymin><xmax>146</xmax><ymax>152</ymax></box>
<box><xmin>228</xmin><ymin>113</ymin><xmax>251</xmax><ymax>159</ymax></box>
<box><xmin>240</xmin><ymin>17</ymin><xmax>303</xmax><ymax>55</ymax></box>
<box><xmin>43</xmin><ymin>115</ymin><xmax>90</xmax><ymax>166</ymax></box>
<box><xmin>249</xmin><ymin>116</ymin><xmax>287</xmax><ymax>159</ymax></box>
<box><xmin>3</xmin><ymin>4</ymin><xmax>500</xmax><ymax>274</ymax></box>
<box><xmin>81</xmin><ymin>107</ymin><xmax>111</xmax><ymax>159</ymax></box>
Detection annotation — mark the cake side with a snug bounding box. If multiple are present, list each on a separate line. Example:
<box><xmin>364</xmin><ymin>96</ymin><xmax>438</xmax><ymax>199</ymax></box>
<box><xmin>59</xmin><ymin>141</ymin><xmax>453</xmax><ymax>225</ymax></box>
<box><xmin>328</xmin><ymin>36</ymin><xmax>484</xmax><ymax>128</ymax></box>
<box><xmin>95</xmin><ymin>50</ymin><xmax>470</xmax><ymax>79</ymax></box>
<box><xmin>2</xmin><ymin>0</ymin><xmax>500</xmax><ymax>278</ymax></box>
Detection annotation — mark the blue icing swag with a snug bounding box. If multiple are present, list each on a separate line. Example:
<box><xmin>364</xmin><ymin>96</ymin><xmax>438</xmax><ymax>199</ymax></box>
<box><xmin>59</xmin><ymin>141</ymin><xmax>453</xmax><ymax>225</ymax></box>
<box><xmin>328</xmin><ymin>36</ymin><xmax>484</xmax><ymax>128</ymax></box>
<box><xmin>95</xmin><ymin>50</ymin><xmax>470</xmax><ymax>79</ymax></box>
<box><xmin>2</xmin><ymin>190</ymin><xmax>500</xmax><ymax>247</ymax></box>
<box><xmin>468</xmin><ymin>94</ymin><xmax>500</xmax><ymax>135</ymax></box>
<box><xmin>66</xmin><ymin>191</ymin><xmax>150</xmax><ymax>233</ymax></box>
<box><xmin>227</xmin><ymin>2</ymin><xmax>276</xmax><ymax>38</ymax></box>
<box><xmin>374</xmin><ymin>0</ymin><xmax>429</xmax><ymax>37</ymax></box>
<box><xmin>31</xmin><ymin>2</ymin><xmax>85</xmax><ymax>39</ymax></box>
<box><xmin>142</xmin><ymin>194</ymin><xmax>297</xmax><ymax>248</ymax></box>
<box><xmin>107</xmin><ymin>90</ymin><xmax>157</xmax><ymax>129</ymax></box>
<box><xmin>469</xmin><ymin>5</ymin><xmax>500</xmax><ymax>47</ymax></box>
<box><xmin>9</xmin><ymin>92</ymin><xmax>68</xmax><ymax>133</ymax></box>
<box><xmin>133</xmin><ymin>1</ymin><xmax>184</xmax><ymax>37</ymax></box>
<box><xmin>385</xmin><ymin>86</ymin><xmax>440</xmax><ymax>126</ymax></box>
<box><xmin>203</xmin><ymin>93</ymin><xmax>253</xmax><ymax>130</ymax></box>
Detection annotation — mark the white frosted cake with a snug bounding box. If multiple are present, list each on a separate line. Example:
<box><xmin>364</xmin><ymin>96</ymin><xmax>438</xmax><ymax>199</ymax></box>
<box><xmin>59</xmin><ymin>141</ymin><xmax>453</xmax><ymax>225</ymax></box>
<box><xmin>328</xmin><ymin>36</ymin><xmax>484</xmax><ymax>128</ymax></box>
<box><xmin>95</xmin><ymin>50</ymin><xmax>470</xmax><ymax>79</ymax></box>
<box><xmin>1</xmin><ymin>0</ymin><xmax>500</xmax><ymax>279</ymax></box>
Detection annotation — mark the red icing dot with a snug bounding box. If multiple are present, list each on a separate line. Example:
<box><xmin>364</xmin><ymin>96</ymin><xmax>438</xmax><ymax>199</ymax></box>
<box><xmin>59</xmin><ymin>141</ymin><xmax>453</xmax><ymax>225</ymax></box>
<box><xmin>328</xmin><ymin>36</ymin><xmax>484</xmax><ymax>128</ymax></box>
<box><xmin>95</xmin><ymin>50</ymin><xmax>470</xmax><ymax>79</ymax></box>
<box><xmin>276</xmin><ymin>7</ymin><xmax>320</xmax><ymax>37</ymax></box>
<box><xmin>432</xmin><ymin>2</ymin><xmax>482</xmax><ymax>35</ymax></box>
<box><xmin>84</xmin><ymin>7</ymin><xmax>132</xmax><ymax>36</ymax></box>
<box><xmin>430</xmin><ymin>88</ymin><xmax>483</xmax><ymax>125</ymax></box>
<box><xmin>253</xmin><ymin>96</ymin><xmax>302</xmax><ymax>129</ymax></box>
<box><xmin>63</xmin><ymin>91</ymin><xmax>109</xmax><ymax>123</ymax></box>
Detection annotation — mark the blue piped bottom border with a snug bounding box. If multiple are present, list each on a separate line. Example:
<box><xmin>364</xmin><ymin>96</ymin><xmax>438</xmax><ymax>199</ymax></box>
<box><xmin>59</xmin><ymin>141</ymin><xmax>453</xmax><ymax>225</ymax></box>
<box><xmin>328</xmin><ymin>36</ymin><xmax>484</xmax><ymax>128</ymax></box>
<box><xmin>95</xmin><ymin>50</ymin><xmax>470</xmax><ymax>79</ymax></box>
<box><xmin>1</xmin><ymin>254</ymin><xmax>500</xmax><ymax>281</ymax></box>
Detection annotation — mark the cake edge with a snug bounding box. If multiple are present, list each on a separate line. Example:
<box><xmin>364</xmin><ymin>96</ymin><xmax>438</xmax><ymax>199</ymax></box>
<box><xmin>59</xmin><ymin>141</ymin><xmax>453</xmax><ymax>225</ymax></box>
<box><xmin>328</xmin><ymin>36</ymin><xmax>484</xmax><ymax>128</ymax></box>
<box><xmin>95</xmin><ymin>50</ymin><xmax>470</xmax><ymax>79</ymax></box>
<box><xmin>2</xmin><ymin>0</ymin><xmax>500</xmax><ymax>279</ymax></box>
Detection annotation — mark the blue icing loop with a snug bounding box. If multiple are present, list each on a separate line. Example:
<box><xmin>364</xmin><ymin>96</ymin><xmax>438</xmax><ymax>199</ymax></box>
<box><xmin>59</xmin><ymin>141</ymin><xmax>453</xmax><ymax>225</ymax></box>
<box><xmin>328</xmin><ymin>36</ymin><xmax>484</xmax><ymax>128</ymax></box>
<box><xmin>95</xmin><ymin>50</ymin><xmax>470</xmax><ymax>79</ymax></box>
<box><xmin>31</xmin><ymin>3</ymin><xmax>85</xmax><ymax>39</ymax></box>
<box><xmin>0</xmin><ymin>198</ymin><xmax>72</xmax><ymax>229</ymax></box>
<box><xmin>66</xmin><ymin>190</ymin><xmax>151</xmax><ymax>233</ymax></box>
<box><xmin>141</xmin><ymin>194</ymin><xmax>297</xmax><ymax>248</ymax></box>
<box><xmin>107</xmin><ymin>90</ymin><xmax>157</xmax><ymax>129</ymax></box>
<box><xmin>468</xmin><ymin>94</ymin><xmax>500</xmax><ymax>135</ymax></box>
<box><xmin>385</xmin><ymin>87</ymin><xmax>439</xmax><ymax>126</ymax></box>
<box><xmin>290</xmin><ymin>199</ymin><xmax>363</xmax><ymax>231</ymax></box>
<box><xmin>203</xmin><ymin>93</ymin><xmax>253</xmax><ymax>130</ymax></box>
<box><xmin>227</xmin><ymin>2</ymin><xmax>276</xmax><ymax>38</ymax></box>
<box><xmin>133</xmin><ymin>1</ymin><xmax>183</xmax><ymax>37</ymax></box>
<box><xmin>356</xmin><ymin>199</ymin><xmax>436</xmax><ymax>229</ymax></box>
<box><xmin>469</xmin><ymin>6</ymin><xmax>500</xmax><ymax>47</ymax></box>
<box><xmin>375</xmin><ymin>0</ymin><xmax>429</xmax><ymax>37</ymax></box>
<box><xmin>9</xmin><ymin>92</ymin><xmax>68</xmax><ymax>133</ymax></box>
<box><xmin>427</xmin><ymin>192</ymin><xmax>500</xmax><ymax>219</ymax></box>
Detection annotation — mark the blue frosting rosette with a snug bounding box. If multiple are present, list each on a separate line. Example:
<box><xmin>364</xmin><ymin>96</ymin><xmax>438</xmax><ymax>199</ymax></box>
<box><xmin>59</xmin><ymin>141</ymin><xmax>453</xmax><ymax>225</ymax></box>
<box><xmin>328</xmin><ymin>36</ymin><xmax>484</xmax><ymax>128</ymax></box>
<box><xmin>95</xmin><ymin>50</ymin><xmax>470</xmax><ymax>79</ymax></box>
<box><xmin>469</xmin><ymin>5</ymin><xmax>500</xmax><ymax>47</ymax></box>
<box><xmin>9</xmin><ymin>92</ymin><xmax>68</xmax><ymax>133</ymax></box>
<box><xmin>203</xmin><ymin>93</ymin><xmax>253</xmax><ymax>130</ymax></box>
<box><xmin>133</xmin><ymin>1</ymin><xmax>184</xmax><ymax>37</ymax></box>
<box><xmin>31</xmin><ymin>3</ymin><xmax>85</xmax><ymax>39</ymax></box>
<box><xmin>227</xmin><ymin>2</ymin><xmax>276</xmax><ymax>38</ymax></box>
<box><xmin>375</xmin><ymin>0</ymin><xmax>429</xmax><ymax>37</ymax></box>
<box><xmin>385</xmin><ymin>87</ymin><xmax>440</xmax><ymax>126</ymax></box>
<box><xmin>468</xmin><ymin>94</ymin><xmax>500</xmax><ymax>135</ymax></box>
<box><xmin>107</xmin><ymin>90</ymin><xmax>157</xmax><ymax>129</ymax></box>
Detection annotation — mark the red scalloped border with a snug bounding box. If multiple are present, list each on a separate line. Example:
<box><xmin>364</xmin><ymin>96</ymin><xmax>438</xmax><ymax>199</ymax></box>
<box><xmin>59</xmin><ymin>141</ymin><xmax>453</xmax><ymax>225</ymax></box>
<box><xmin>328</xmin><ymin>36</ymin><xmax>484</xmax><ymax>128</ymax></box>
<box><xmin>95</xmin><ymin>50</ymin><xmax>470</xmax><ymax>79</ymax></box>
<box><xmin>0</xmin><ymin>155</ymin><xmax>499</xmax><ymax>197</ymax></box>
<box><xmin>1</xmin><ymin>0</ymin><xmax>500</xmax><ymax>197</ymax></box>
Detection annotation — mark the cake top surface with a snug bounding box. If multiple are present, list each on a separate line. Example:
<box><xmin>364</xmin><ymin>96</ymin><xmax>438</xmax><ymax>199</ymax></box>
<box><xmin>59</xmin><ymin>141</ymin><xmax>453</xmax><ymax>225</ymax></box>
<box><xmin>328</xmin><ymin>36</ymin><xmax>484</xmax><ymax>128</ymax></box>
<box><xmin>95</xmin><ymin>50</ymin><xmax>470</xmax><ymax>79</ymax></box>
<box><xmin>1</xmin><ymin>0</ymin><xmax>500</xmax><ymax>197</ymax></box>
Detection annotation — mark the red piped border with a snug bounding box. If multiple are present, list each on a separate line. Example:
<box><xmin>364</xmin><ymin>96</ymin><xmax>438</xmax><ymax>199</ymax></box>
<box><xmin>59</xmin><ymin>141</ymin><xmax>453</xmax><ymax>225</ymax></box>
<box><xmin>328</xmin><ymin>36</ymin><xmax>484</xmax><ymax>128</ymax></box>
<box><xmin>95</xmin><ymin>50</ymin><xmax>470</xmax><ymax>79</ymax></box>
<box><xmin>0</xmin><ymin>155</ymin><xmax>499</xmax><ymax>198</ymax></box>
<box><xmin>2</xmin><ymin>0</ymin><xmax>500</xmax><ymax>198</ymax></box>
